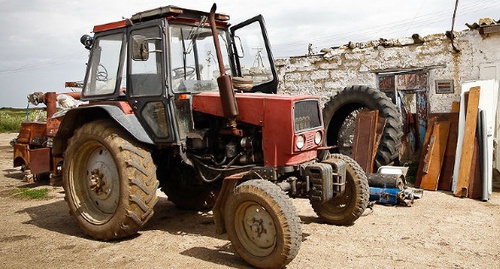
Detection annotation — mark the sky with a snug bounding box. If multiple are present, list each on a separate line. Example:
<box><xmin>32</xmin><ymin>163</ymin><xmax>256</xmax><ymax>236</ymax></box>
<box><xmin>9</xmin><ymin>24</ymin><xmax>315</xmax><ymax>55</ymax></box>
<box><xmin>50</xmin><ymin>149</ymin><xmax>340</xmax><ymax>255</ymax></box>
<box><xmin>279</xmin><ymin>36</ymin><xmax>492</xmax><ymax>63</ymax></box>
<box><xmin>0</xmin><ymin>0</ymin><xmax>499</xmax><ymax>108</ymax></box>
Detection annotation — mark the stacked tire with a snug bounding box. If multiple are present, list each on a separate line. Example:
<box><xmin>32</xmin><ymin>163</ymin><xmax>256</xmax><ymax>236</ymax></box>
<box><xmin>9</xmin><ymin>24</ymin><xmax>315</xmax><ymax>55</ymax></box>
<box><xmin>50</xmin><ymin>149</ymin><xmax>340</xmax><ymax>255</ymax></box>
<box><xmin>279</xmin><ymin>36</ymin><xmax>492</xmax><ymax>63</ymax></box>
<box><xmin>322</xmin><ymin>85</ymin><xmax>403</xmax><ymax>169</ymax></box>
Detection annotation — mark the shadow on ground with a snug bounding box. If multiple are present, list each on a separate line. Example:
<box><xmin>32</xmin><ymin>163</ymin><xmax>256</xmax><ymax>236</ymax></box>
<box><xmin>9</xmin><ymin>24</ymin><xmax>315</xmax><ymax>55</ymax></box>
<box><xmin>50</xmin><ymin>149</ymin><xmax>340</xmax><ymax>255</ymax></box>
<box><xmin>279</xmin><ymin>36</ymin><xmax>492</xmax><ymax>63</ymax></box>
<box><xmin>180</xmin><ymin>245</ymin><xmax>248</xmax><ymax>269</ymax></box>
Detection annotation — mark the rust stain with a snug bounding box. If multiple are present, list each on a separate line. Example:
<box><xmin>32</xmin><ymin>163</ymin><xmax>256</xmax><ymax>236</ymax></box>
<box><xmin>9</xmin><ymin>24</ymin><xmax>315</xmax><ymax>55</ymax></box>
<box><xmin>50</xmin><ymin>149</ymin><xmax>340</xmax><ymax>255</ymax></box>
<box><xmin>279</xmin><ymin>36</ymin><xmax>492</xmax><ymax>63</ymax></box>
<box><xmin>452</xmin><ymin>50</ymin><xmax>461</xmax><ymax>90</ymax></box>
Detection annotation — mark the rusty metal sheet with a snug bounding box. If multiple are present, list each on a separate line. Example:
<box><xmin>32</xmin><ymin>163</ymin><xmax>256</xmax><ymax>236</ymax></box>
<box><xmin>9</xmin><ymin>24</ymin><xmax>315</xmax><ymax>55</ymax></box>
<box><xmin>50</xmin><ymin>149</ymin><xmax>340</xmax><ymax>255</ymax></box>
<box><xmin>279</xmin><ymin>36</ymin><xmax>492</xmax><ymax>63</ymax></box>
<box><xmin>13</xmin><ymin>144</ymin><xmax>29</xmax><ymax>168</ymax></box>
<box><xmin>352</xmin><ymin>110</ymin><xmax>378</xmax><ymax>173</ymax></box>
<box><xmin>378</xmin><ymin>76</ymin><xmax>395</xmax><ymax>92</ymax></box>
<box><xmin>17</xmin><ymin>122</ymin><xmax>46</xmax><ymax>144</ymax></box>
<box><xmin>46</xmin><ymin>117</ymin><xmax>62</xmax><ymax>137</ymax></box>
<box><xmin>396</xmin><ymin>73</ymin><xmax>427</xmax><ymax>91</ymax></box>
<box><xmin>29</xmin><ymin>148</ymin><xmax>51</xmax><ymax>174</ymax></box>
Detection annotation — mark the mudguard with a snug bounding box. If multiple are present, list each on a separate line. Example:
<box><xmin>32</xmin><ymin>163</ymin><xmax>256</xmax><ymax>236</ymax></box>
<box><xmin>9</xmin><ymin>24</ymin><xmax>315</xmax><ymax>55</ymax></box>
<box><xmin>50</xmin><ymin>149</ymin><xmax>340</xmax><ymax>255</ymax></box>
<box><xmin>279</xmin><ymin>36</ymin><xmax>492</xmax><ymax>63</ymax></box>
<box><xmin>52</xmin><ymin>105</ymin><xmax>153</xmax><ymax>155</ymax></box>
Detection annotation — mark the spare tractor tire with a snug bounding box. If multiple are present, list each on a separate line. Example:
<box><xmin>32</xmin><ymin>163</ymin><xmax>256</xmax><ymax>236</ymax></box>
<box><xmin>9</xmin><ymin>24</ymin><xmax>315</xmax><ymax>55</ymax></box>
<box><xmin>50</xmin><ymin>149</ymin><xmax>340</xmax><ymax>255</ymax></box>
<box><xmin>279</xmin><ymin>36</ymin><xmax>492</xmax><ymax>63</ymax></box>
<box><xmin>323</xmin><ymin>85</ymin><xmax>403</xmax><ymax>169</ymax></box>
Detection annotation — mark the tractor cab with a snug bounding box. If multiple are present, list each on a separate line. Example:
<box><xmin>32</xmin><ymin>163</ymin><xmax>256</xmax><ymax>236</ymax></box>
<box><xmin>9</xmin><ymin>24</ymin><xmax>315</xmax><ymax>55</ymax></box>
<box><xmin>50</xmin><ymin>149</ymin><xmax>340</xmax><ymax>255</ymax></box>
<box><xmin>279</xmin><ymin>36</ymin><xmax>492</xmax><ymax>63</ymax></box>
<box><xmin>79</xmin><ymin>5</ymin><xmax>277</xmax><ymax>143</ymax></box>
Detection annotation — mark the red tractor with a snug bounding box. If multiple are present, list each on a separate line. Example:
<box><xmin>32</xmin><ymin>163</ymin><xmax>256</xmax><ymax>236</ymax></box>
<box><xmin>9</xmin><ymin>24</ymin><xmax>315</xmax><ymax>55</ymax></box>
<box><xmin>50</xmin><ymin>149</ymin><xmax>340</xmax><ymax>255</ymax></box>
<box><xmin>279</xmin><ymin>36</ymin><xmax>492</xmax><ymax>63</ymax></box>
<box><xmin>54</xmin><ymin>4</ymin><xmax>369</xmax><ymax>268</ymax></box>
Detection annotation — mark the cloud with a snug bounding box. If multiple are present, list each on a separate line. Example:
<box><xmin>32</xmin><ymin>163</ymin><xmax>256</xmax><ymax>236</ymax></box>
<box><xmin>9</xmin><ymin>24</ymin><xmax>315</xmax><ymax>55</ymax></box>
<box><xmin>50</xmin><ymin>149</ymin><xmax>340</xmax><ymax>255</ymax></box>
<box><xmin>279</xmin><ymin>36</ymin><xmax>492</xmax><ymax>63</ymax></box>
<box><xmin>0</xmin><ymin>0</ymin><xmax>498</xmax><ymax>108</ymax></box>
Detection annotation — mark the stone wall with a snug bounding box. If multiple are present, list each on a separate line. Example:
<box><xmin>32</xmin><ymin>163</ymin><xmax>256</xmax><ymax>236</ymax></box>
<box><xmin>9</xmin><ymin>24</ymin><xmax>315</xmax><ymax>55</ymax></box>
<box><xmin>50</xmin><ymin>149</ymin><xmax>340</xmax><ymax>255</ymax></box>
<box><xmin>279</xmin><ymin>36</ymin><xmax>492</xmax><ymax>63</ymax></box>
<box><xmin>275</xmin><ymin>29</ymin><xmax>500</xmax><ymax>113</ymax></box>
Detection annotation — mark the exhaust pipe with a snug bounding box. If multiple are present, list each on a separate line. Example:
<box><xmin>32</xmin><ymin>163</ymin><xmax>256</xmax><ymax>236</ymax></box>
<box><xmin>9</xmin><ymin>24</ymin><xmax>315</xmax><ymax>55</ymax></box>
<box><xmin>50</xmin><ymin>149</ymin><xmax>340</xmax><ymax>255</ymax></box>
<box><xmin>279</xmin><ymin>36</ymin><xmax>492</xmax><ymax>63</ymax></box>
<box><xmin>209</xmin><ymin>3</ymin><xmax>240</xmax><ymax>134</ymax></box>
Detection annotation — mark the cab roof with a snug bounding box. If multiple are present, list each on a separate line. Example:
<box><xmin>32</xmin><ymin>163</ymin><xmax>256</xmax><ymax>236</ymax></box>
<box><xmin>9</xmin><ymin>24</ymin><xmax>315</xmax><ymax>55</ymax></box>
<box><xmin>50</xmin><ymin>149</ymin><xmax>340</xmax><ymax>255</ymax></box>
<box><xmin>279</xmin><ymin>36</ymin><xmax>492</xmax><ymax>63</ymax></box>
<box><xmin>93</xmin><ymin>5</ymin><xmax>230</xmax><ymax>33</ymax></box>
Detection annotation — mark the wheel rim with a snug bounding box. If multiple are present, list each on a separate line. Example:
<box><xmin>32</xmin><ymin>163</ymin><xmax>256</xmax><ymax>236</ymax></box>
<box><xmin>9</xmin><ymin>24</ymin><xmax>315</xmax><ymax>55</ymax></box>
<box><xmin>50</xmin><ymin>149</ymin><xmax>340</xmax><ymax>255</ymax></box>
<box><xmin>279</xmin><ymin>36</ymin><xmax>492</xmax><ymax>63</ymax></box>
<box><xmin>337</xmin><ymin>108</ymin><xmax>368</xmax><ymax>156</ymax></box>
<box><xmin>234</xmin><ymin>201</ymin><xmax>277</xmax><ymax>257</ymax></box>
<box><xmin>71</xmin><ymin>141</ymin><xmax>120</xmax><ymax>224</ymax></box>
<box><xmin>323</xmin><ymin>178</ymin><xmax>353</xmax><ymax>214</ymax></box>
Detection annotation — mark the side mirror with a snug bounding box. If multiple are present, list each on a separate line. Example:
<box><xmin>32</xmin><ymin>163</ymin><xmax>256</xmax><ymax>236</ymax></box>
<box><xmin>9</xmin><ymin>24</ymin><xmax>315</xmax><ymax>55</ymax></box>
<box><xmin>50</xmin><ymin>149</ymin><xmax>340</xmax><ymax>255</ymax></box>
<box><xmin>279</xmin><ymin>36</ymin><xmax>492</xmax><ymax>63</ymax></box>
<box><xmin>80</xmin><ymin>34</ymin><xmax>93</xmax><ymax>50</ymax></box>
<box><xmin>131</xmin><ymin>35</ymin><xmax>149</xmax><ymax>61</ymax></box>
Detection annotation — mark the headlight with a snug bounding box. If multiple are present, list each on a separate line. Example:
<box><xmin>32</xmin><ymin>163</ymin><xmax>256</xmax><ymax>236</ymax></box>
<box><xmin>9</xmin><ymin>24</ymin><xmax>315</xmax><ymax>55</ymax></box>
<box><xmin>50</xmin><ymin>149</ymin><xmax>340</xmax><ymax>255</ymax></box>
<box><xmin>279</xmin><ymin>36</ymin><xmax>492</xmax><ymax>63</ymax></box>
<box><xmin>314</xmin><ymin>131</ymin><xmax>322</xmax><ymax>145</ymax></box>
<box><xmin>296</xmin><ymin>135</ymin><xmax>305</xmax><ymax>150</ymax></box>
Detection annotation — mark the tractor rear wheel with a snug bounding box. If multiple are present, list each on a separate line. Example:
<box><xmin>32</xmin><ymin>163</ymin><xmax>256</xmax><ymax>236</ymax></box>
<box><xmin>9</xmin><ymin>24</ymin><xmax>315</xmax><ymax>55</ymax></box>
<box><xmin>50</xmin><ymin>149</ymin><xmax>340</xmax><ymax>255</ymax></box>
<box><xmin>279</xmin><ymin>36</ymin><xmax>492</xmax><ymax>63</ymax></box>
<box><xmin>224</xmin><ymin>180</ymin><xmax>301</xmax><ymax>269</ymax></box>
<box><xmin>311</xmin><ymin>153</ymin><xmax>369</xmax><ymax>225</ymax></box>
<box><xmin>323</xmin><ymin>85</ymin><xmax>403</xmax><ymax>169</ymax></box>
<box><xmin>63</xmin><ymin>119</ymin><xmax>159</xmax><ymax>240</ymax></box>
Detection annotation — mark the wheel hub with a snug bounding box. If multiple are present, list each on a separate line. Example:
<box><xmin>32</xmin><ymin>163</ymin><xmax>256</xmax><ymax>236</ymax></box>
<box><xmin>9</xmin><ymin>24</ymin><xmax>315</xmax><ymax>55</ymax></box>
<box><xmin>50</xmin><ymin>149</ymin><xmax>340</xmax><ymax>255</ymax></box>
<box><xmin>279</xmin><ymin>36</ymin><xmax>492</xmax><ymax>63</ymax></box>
<box><xmin>89</xmin><ymin>169</ymin><xmax>107</xmax><ymax>195</ymax></box>
<box><xmin>84</xmin><ymin>146</ymin><xmax>120</xmax><ymax>215</ymax></box>
<box><xmin>243</xmin><ymin>205</ymin><xmax>276</xmax><ymax>249</ymax></box>
<box><xmin>250</xmin><ymin>217</ymin><xmax>265</xmax><ymax>236</ymax></box>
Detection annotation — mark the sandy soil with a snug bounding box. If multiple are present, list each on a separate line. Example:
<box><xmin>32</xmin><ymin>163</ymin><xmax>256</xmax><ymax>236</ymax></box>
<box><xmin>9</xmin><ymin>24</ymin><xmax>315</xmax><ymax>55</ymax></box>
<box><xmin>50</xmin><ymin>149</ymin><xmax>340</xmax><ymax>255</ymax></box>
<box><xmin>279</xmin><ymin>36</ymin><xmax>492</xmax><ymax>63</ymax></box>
<box><xmin>1</xmin><ymin>132</ymin><xmax>499</xmax><ymax>268</ymax></box>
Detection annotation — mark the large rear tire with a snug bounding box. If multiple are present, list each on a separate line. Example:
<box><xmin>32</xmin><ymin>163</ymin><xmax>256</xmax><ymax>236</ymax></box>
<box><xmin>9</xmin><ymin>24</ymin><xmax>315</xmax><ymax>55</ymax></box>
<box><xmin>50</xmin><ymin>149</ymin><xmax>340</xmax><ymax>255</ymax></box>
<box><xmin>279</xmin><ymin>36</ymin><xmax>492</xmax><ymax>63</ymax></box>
<box><xmin>225</xmin><ymin>180</ymin><xmax>301</xmax><ymax>269</ymax></box>
<box><xmin>323</xmin><ymin>85</ymin><xmax>403</xmax><ymax>169</ymax></box>
<box><xmin>63</xmin><ymin>119</ymin><xmax>159</xmax><ymax>240</ymax></box>
<box><xmin>311</xmin><ymin>154</ymin><xmax>369</xmax><ymax>225</ymax></box>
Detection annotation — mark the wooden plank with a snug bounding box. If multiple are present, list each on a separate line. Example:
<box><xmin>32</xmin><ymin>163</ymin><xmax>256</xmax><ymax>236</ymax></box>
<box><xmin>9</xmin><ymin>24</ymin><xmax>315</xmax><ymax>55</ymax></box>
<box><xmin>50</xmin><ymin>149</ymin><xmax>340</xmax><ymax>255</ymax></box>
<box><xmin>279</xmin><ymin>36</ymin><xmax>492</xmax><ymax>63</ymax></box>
<box><xmin>431</xmin><ymin>113</ymin><xmax>459</xmax><ymax>191</ymax></box>
<box><xmin>415</xmin><ymin>117</ymin><xmax>437</xmax><ymax>188</ymax></box>
<box><xmin>455</xmin><ymin>86</ymin><xmax>481</xmax><ymax>197</ymax></box>
<box><xmin>459</xmin><ymin>80</ymin><xmax>498</xmax><ymax>200</ymax></box>
<box><xmin>420</xmin><ymin>121</ymin><xmax>451</xmax><ymax>190</ymax></box>
<box><xmin>353</xmin><ymin>110</ymin><xmax>378</xmax><ymax>173</ymax></box>
<box><xmin>438</xmin><ymin>120</ymin><xmax>459</xmax><ymax>190</ymax></box>
<box><xmin>374</xmin><ymin>116</ymin><xmax>386</xmax><ymax>165</ymax></box>
<box><xmin>468</xmin><ymin>138</ymin><xmax>482</xmax><ymax>199</ymax></box>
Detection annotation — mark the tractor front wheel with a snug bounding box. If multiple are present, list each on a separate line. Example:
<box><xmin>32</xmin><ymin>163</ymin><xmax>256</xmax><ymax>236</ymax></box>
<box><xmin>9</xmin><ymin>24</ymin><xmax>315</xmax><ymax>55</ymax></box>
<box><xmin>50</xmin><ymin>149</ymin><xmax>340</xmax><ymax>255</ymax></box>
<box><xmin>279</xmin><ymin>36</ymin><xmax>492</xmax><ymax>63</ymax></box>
<box><xmin>63</xmin><ymin>119</ymin><xmax>159</xmax><ymax>240</ymax></box>
<box><xmin>224</xmin><ymin>180</ymin><xmax>301</xmax><ymax>269</ymax></box>
<box><xmin>311</xmin><ymin>153</ymin><xmax>369</xmax><ymax>225</ymax></box>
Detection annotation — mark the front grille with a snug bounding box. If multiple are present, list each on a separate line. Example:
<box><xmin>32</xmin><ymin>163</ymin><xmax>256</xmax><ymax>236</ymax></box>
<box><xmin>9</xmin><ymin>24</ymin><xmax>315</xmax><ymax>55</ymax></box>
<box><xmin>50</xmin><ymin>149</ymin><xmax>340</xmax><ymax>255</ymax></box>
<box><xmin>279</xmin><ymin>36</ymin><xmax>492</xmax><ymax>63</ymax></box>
<box><xmin>294</xmin><ymin>99</ymin><xmax>322</xmax><ymax>132</ymax></box>
<box><xmin>303</xmin><ymin>132</ymin><xmax>316</xmax><ymax>150</ymax></box>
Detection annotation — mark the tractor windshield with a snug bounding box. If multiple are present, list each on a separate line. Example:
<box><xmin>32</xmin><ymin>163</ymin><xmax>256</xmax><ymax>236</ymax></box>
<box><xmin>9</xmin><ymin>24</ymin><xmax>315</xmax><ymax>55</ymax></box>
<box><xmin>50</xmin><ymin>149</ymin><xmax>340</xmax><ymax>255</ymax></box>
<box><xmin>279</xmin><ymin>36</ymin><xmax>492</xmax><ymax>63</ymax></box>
<box><xmin>82</xmin><ymin>32</ymin><xmax>126</xmax><ymax>98</ymax></box>
<box><xmin>169</xmin><ymin>24</ymin><xmax>231</xmax><ymax>93</ymax></box>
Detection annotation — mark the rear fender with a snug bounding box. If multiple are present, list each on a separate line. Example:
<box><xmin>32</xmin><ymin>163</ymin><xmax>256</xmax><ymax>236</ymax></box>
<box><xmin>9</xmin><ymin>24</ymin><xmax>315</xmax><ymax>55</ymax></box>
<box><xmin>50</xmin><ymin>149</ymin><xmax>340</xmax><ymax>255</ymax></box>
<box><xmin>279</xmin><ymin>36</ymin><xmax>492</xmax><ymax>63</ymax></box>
<box><xmin>53</xmin><ymin>105</ymin><xmax>153</xmax><ymax>155</ymax></box>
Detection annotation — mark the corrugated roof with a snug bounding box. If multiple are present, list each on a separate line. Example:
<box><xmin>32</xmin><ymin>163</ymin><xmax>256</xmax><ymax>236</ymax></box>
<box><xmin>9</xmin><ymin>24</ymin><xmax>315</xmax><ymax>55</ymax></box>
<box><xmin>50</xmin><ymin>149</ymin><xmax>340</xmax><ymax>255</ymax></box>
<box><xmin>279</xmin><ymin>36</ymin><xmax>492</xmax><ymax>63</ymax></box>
<box><xmin>466</xmin><ymin>17</ymin><xmax>500</xmax><ymax>32</ymax></box>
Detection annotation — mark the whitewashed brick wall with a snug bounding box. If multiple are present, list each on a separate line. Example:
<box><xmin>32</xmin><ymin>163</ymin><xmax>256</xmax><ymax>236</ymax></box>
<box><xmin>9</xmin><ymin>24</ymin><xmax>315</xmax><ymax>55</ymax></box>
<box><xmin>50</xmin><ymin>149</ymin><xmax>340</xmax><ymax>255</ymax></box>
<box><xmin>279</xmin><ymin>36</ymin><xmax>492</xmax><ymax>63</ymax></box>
<box><xmin>275</xmin><ymin>29</ymin><xmax>500</xmax><ymax>113</ymax></box>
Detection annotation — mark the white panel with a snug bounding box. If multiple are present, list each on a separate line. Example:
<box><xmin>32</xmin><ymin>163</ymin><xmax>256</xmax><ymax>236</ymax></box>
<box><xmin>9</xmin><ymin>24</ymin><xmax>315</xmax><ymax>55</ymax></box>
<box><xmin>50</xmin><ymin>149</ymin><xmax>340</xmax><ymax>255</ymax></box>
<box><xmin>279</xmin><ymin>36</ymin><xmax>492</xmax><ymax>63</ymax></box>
<box><xmin>452</xmin><ymin>79</ymin><xmax>499</xmax><ymax>200</ymax></box>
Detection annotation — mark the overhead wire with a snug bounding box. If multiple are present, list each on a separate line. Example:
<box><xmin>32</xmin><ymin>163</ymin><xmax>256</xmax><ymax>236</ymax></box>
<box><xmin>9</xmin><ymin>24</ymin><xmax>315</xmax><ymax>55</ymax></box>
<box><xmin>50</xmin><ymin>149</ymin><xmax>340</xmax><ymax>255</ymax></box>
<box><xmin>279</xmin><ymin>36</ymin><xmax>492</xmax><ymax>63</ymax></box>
<box><xmin>286</xmin><ymin>0</ymin><xmax>496</xmax><ymax>46</ymax></box>
<box><xmin>1</xmin><ymin>0</ymin><xmax>498</xmax><ymax>68</ymax></box>
<box><xmin>274</xmin><ymin>0</ymin><xmax>499</xmax><ymax>57</ymax></box>
<box><xmin>0</xmin><ymin>51</ymin><xmax>87</xmax><ymax>76</ymax></box>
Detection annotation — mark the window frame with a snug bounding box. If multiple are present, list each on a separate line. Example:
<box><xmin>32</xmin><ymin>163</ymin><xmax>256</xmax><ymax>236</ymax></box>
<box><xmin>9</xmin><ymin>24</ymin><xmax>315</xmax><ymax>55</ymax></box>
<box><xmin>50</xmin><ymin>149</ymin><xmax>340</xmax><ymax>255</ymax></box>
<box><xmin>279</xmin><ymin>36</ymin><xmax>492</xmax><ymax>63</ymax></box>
<box><xmin>81</xmin><ymin>29</ymin><xmax>126</xmax><ymax>101</ymax></box>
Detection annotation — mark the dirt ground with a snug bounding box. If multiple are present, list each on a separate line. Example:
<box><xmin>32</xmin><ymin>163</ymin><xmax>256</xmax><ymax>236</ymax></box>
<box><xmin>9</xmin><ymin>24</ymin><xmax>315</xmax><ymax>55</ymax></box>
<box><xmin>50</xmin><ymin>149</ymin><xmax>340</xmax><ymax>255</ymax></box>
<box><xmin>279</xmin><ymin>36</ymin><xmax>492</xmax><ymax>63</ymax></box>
<box><xmin>0</xmin><ymin>132</ymin><xmax>499</xmax><ymax>268</ymax></box>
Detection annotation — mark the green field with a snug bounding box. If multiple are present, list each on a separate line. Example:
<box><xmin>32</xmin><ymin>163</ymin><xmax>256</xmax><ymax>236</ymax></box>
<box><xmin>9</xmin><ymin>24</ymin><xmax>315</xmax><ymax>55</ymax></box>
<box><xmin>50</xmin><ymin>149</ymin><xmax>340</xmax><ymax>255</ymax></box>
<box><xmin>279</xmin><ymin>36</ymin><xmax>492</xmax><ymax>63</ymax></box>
<box><xmin>0</xmin><ymin>108</ymin><xmax>46</xmax><ymax>133</ymax></box>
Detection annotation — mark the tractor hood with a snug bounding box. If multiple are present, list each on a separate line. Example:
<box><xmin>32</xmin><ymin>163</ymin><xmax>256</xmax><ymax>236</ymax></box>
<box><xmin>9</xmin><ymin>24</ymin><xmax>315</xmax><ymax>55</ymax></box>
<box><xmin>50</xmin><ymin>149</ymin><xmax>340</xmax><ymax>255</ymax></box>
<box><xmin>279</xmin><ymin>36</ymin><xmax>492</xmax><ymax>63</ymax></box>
<box><xmin>192</xmin><ymin>91</ymin><xmax>324</xmax><ymax>167</ymax></box>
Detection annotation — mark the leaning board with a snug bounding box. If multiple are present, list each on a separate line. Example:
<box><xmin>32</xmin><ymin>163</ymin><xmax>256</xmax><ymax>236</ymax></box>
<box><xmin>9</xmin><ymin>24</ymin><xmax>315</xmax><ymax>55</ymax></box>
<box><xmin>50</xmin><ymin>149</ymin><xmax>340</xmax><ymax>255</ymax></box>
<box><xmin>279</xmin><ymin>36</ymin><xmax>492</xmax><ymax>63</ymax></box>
<box><xmin>452</xmin><ymin>80</ymin><xmax>499</xmax><ymax>200</ymax></box>
<box><xmin>455</xmin><ymin>87</ymin><xmax>480</xmax><ymax>197</ymax></box>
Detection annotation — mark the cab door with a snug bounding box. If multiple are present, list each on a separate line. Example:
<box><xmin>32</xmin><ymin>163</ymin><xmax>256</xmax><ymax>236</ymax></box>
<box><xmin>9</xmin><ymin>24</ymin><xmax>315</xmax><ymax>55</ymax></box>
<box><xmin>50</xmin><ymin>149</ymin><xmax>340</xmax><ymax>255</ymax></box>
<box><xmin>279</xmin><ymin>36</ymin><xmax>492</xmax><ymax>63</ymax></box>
<box><xmin>230</xmin><ymin>15</ymin><xmax>278</xmax><ymax>94</ymax></box>
<box><xmin>127</xmin><ymin>21</ymin><xmax>175</xmax><ymax>143</ymax></box>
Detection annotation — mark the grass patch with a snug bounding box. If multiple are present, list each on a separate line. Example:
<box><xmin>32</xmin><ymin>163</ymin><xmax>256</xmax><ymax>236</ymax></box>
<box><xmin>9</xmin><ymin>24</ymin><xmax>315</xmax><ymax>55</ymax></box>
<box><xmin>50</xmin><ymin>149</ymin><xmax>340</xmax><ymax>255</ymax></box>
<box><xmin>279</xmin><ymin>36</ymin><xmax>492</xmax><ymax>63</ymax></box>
<box><xmin>11</xmin><ymin>188</ymin><xmax>50</xmax><ymax>199</ymax></box>
<box><xmin>0</xmin><ymin>108</ymin><xmax>46</xmax><ymax>133</ymax></box>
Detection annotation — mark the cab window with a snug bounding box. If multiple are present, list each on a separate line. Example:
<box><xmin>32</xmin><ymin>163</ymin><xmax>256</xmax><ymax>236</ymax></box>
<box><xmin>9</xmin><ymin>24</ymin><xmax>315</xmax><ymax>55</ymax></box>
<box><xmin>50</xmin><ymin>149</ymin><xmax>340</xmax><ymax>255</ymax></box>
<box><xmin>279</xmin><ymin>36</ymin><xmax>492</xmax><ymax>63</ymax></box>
<box><xmin>83</xmin><ymin>32</ymin><xmax>124</xmax><ymax>97</ymax></box>
<box><xmin>169</xmin><ymin>24</ymin><xmax>231</xmax><ymax>93</ymax></box>
<box><xmin>129</xmin><ymin>26</ymin><xmax>164</xmax><ymax>97</ymax></box>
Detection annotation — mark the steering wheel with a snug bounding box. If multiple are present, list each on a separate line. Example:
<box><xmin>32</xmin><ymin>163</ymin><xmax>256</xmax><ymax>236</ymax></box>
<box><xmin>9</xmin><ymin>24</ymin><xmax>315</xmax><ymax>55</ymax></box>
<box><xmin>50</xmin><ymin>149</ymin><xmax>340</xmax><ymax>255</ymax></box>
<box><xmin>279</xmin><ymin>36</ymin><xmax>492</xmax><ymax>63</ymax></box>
<box><xmin>96</xmin><ymin>64</ymin><xmax>108</xmax><ymax>81</ymax></box>
<box><xmin>172</xmin><ymin>66</ymin><xmax>196</xmax><ymax>79</ymax></box>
